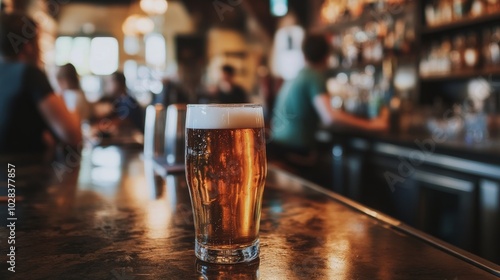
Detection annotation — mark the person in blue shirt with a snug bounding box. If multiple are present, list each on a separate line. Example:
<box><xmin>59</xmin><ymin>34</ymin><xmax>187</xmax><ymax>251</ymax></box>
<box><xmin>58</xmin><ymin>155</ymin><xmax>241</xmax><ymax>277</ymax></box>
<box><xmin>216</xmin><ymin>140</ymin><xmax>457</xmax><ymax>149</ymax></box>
<box><xmin>93</xmin><ymin>72</ymin><xmax>144</xmax><ymax>135</ymax></box>
<box><xmin>0</xmin><ymin>12</ymin><xmax>81</xmax><ymax>155</ymax></box>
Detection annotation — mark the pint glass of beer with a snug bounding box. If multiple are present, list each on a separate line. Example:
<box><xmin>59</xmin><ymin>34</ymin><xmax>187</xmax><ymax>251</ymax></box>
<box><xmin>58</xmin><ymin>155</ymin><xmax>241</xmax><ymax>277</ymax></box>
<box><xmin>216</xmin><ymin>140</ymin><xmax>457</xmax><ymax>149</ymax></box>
<box><xmin>185</xmin><ymin>104</ymin><xmax>267</xmax><ymax>264</ymax></box>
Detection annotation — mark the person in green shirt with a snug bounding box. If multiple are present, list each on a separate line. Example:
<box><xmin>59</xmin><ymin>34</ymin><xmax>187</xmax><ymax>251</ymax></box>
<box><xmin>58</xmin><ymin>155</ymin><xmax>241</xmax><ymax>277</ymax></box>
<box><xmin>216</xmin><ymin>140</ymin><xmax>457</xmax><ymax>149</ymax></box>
<box><xmin>270</xmin><ymin>33</ymin><xmax>387</xmax><ymax>169</ymax></box>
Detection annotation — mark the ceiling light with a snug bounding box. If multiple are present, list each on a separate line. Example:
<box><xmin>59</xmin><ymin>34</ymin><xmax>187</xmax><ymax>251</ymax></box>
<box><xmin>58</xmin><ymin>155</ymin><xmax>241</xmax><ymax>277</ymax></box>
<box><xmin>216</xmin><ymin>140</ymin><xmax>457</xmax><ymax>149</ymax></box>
<box><xmin>140</xmin><ymin>0</ymin><xmax>168</xmax><ymax>15</ymax></box>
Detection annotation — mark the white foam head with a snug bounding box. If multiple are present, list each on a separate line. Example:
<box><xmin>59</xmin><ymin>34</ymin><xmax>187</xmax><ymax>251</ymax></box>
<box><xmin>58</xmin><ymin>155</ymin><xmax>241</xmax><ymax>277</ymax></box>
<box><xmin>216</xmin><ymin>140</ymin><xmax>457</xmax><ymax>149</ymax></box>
<box><xmin>186</xmin><ymin>104</ymin><xmax>264</xmax><ymax>129</ymax></box>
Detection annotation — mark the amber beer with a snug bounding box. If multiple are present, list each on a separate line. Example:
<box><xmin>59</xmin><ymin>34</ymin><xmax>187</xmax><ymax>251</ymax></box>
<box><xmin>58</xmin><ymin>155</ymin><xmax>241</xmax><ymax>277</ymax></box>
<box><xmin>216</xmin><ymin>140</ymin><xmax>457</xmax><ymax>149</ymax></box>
<box><xmin>185</xmin><ymin>104</ymin><xmax>267</xmax><ymax>264</ymax></box>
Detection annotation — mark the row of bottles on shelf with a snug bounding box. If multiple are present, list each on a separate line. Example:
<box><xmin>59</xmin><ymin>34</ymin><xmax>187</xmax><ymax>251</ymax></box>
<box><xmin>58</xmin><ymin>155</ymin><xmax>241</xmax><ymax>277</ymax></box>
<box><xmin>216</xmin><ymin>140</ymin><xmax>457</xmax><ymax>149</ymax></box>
<box><xmin>326</xmin><ymin>66</ymin><xmax>389</xmax><ymax>119</ymax></box>
<box><xmin>425</xmin><ymin>0</ymin><xmax>500</xmax><ymax>27</ymax></box>
<box><xmin>426</xmin><ymin>78</ymin><xmax>493</xmax><ymax>143</ymax></box>
<box><xmin>328</xmin><ymin>16</ymin><xmax>415</xmax><ymax>69</ymax></box>
<box><xmin>321</xmin><ymin>0</ymin><xmax>409</xmax><ymax>24</ymax></box>
<box><xmin>420</xmin><ymin>25</ymin><xmax>500</xmax><ymax>76</ymax></box>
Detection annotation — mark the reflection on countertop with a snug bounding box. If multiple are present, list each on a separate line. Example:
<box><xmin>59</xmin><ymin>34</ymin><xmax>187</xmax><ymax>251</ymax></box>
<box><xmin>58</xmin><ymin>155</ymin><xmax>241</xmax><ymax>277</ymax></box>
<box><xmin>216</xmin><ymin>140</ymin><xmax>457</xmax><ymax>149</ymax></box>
<box><xmin>1</xmin><ymin>147</ymin><xmax>498</xmax><ymax>279</ymax></box>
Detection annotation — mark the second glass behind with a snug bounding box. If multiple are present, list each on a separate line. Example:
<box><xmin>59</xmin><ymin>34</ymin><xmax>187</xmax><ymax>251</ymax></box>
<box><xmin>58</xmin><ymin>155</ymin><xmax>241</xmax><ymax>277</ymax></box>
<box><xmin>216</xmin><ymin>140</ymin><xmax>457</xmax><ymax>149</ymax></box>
<box><xmin>185</xmin><ymin>104</ymin><xmax>267</xmax><ymax>264</ymax></box>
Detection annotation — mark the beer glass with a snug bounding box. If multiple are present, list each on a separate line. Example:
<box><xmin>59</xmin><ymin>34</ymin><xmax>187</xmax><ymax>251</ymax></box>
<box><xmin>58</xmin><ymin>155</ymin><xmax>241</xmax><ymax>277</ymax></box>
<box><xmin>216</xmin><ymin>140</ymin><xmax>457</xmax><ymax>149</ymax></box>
<box><xmin>185</xmin><ymin>104</ymin><xmax>267</xmax><ymax>264</ymax></box>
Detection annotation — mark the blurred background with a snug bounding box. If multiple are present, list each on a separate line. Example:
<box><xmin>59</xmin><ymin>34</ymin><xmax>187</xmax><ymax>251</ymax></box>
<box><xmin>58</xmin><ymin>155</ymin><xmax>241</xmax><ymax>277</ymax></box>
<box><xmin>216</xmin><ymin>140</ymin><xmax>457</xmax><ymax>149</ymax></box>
<box><xmin>1</xmin><ymin>0</ymin><xmax>499</xmax><ymax>265</ymax></box>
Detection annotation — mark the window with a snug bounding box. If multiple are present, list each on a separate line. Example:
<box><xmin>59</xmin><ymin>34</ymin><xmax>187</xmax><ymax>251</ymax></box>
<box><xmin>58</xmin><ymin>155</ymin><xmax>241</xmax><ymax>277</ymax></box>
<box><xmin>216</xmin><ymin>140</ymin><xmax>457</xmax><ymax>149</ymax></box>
<box><xmin>271</xmin><ymin>0</ymin><xmax>288</xmax><ymax>17</ymax></box>
<box><xmin>145</xmin><ymin>33</ymin><xmax>166</xmax><ymax>69</ymax></box>
<box><xmin>89</xmin><ymin>37</ymin><xmax>119</xmax><ymax>75</ymax></box>
<box><xmin>55</xmin><ymin>36</ymin><xmax>119</xmax><ymax>76</ymax></box>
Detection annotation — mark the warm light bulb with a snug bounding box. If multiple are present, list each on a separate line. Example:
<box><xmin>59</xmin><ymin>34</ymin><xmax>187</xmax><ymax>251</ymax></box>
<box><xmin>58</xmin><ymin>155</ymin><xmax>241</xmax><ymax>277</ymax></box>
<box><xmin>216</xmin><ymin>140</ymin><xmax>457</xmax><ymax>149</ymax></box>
<box><xmin>140</xmin><ymin>0</ymin><xmax>168</xmax><ymax>15</ymax></box>
<box><xmin>122</xmin><ymin>15</ymin><xmax>154</xmax><ymax>35</ymax></box>
<box><xmin>122</xmin><ymin>15</ymin><xmax>139</xmax><ymax>35</ymax></box>
<box><xmin>136</xmin><ymin>16</ymin><xmax>155</xmax><ymax>34</ymax></box>
<box><xmin>145</xmin><ymin>33</ymin><xmax>166</xmax><ymax>69</ymax></box>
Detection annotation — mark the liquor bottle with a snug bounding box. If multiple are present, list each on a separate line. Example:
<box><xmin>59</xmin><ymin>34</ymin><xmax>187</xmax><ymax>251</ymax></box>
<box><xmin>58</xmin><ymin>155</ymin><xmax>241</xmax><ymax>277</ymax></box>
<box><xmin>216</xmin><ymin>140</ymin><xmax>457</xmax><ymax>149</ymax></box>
<box><xmin>483</xmin><ymin>28</ymin><xmax>492</xmax><ymax>67</ymax></box>
<box><xmin>464</xmin><ymin>32</ymin><xmax>479</xmax><ymax>68</ymax></box>
<box><xmin>471</xmin><ymin>0</ymin><xmax>485</xmax><ymax>17</ymax></box>
<box><xmin>490</xmin><ymin>27</ymin><xmax>500</xmax><ymax>65</ymax></box>
<box><xmin>453</xmin><ymin>0</ymin><xmax>465</xmax><ymax>19</ymax></box>
<box><xmin>441</xmin><ymin>37</ymin><xmax>452</xmax><ymax>73</ymax></box>
<box><xmin>440</xmin><ymin>0</ymin><xmax>454</xmax><ymax>23</ymax></box>
<box><xmin>486</xmin><ymin>0</ymin><xmax>499</xmax><ymax>13</ymax></box>
<box><xmin>450</xmin><ymin>35</ymin><xmax>466</xmax><ymax>70</ymax></box>
<box><xmin>425</xmin><ymin>1</ymin><xmax>437</xmax><ymax>26</ymax></box>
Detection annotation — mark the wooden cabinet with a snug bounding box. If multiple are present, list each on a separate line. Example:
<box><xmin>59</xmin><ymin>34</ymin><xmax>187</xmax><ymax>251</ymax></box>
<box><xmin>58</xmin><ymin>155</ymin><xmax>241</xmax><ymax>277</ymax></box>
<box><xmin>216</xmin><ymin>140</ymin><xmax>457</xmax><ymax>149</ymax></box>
<box><xmin>413</xmin><ymin>169</ymin><xmax>476</xmax><ymax>251</ymax></box>
<box><xmin>479</xmin><ymin>180</ymin><xmax>500</xmax><ymax>262</ymax></box>
<box><xmin>329</xmin><ymin>136</ymin><xmax>500</xmax><ymax>264</ymax></box>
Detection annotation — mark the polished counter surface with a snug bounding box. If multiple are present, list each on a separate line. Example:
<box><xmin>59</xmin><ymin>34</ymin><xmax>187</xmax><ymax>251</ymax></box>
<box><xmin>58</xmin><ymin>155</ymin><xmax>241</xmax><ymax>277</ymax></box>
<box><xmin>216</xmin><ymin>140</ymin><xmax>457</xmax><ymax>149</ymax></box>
<box><xmin>1</xmin><ymin>147</ymin><xmax>499</xmax><ymax>279</ymax></box>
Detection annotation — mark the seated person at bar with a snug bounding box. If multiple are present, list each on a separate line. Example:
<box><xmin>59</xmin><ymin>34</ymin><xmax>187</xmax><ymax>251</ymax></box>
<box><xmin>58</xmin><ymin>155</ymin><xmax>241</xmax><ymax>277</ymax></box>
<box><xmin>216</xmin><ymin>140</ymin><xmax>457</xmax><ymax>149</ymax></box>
<box><xmin>0</xmin><ymin>13</ymin><xmax>81</xmax><ymax>155</ymax></box>
<box><xmin>92</xmin><ymin>72</ymin><xmax>144</xmax><ymax>134</ymax></box>
<box><xmin>202</xmin><ymin>64</ymin><xmax>248</xmax><ymax>104</ymax></box>
<box><xmin>270</xmin><ymin>34</ymin><xmax>387</xmax><ymax>166</ymax></box>
<box><xmin>56</xmin><ymin>63</ymin><xmax>91</xmax><ymax>123</ymax></box>
<box><xmin>152</xmin><ymin>77</ymin><xmax>190</xmax><ymax>107</ymax></box>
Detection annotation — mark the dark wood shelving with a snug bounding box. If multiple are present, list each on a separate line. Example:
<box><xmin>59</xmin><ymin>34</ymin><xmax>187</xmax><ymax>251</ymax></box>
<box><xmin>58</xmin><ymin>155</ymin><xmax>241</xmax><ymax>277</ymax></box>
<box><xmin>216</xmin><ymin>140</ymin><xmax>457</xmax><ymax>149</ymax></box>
<box><xmin>420</xmin><ymin>67</ymin><xmax>500</xmax><ymax>82</ymax></box>
<box><xmin>329</xmin><ymin>52</ymin><xmax>415</xmax><ymax>73</ymax></box>
<box><xmin>326</xmin><ymin>16</ymin><xmax>369</xmax><ymax>32</ymax></box>
<box><xmin>329</xmin><ymin>61</ymin><xmax>383</xmax><ymax>73</ymax></box>
<box><xmin>326</xmin><ymin>3</ymin><xmax>413</xmax><ymax>32</ymax></box>
<box><xmin>421</xmin><ymin>12</ymin><xmax>500</xmax><ymax>35</ymax></box>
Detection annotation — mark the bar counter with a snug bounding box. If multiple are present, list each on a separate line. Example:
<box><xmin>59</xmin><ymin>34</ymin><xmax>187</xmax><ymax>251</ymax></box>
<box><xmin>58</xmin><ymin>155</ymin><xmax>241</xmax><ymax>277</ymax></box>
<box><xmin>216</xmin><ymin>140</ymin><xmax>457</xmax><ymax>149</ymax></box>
<box><xmin>319</xmin><ymin>125</ymin><xmax>500</xmax><ymax>165</ymax></box>
<box><xmin>1</xmin><ymin>147</ymin><xmax>499</xmax><ymax>279</ymax></box>
<box><xmin>318</xmin><ymin>124</ymin><xmax>500</xmax><ymax>264</ymax></box>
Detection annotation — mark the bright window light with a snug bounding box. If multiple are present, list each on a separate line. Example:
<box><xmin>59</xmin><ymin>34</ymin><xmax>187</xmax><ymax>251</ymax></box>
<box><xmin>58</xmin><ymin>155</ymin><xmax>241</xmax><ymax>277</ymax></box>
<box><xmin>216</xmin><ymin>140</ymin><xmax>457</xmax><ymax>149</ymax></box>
<box><xmin>124</xmin><ymin>35</ymin><xmax>140</xmax><ymax>55</ymax></box>
<box><xmin>124</xmin><ymin>60</ymin><xmax>138</xmax><ymax>89</ymax></box>
<box><xmin>71</xmin><ymin>37</ymin><xmax>91</xmax><ymax>75</ymax></box>
<box><xmin>271</xmin><ymin>0</ymin><xmax>288</xmax><ymax>17</ymax></box>
<box><xmin>55</xmin><ymin>36</ymin><xmax>119</xmax><ymax>76</ymax></box>
<box><xmin>90</xmin><ymin>37</ymin><xmax>119</xmax><ymax>75</ymax></box>
<box><xmin>55</xmin><ymin>36</ymin><xmax>72</xmax><ymax>66</ymax></box>
<box><xmin>140</xmin><ymin>0</ymin><xmax>168</xmax><ymax>15</ymax></box>
<box><xmin>81</xmin><ymin>75</ymin><xmax>102</xmax><ymax>102</ymax></box>
<box><xmin>149</xmin><ymin>80</ymin><xmax>163</xmax><ymax>94</ymax></box>
<box><xmin>145</xmin><ymin>33</ymin><xmax>166</xmax><ymax>69</ymax></box>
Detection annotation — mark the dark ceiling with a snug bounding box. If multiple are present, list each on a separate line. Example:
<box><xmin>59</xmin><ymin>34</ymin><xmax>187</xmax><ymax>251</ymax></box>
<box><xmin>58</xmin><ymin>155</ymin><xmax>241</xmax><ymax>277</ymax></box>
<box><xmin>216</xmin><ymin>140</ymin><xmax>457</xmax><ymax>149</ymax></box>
<box><xmin>64</xmin><ymin>0</ymin><xmax>309</xmax><ymax>35</ymax></box>
<box><xmin>71</xmin><ymin>0</ymin><xmax>276</xmax><ymax>34</ymax></box>
<box><xmin>72</xmin><ymin>0</ymin><xmax>132</xmax><ymax>4</ymax></box>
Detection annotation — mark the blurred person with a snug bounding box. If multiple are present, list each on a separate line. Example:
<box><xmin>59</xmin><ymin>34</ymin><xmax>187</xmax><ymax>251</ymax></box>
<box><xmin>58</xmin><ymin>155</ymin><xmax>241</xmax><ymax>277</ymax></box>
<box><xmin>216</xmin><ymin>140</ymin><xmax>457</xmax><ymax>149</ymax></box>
<box><xmin>270</xmin><ymin>33</ymin><xmax>387</xmax><ymax>170</ymax></box>
<box><xmin>0</xmin><ymin>12</ymin><xmax>81</xmax><ymax>155</ymax></box>
<box><xmin>56</xmin><ymin>63</ymin><xmax>91</xmax><ymax>123</ymax></box>
<box><xmin>93</xmin><ymin>72</ymin><xmax>143</xmax><ymax>134</ymax></box>
<box><xmin>254</xmin><ymin>57</ymin><xmax>281</xmax><ymax>124</ymax></box>
<box><xmin>152</xmin><ymin>77</ymin><xmax>190</xmax><ymax>107</ymax></box>
<box><xmin>203</xmin><ymin>64</ymin><xmax>248</xmax><ymax>104</ymax></box>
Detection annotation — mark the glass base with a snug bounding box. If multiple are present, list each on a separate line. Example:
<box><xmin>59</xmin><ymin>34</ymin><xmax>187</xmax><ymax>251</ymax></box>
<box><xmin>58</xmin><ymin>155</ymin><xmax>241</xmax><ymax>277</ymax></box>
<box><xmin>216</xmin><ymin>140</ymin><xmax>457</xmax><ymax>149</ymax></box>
<box><xmin>195</xmin><ymin>239</ymin><xmax>260</xmax><ymax>264</ymax></box>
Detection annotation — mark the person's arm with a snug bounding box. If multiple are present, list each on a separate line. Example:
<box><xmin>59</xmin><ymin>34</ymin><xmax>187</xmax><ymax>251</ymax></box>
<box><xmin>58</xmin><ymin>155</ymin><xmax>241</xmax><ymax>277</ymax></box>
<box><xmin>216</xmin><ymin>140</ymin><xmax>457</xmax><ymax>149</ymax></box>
<box><xmin>38</xmin><ymin>94</ymin><xmax>82</xmax><ymax>147</ymax></box>
<box><xmin>72</xmin><ymin>91</ymin><xmax>91</xmax><ymax>121</ymax></box>
<box><xmin>313</xmin><ymin>94</ymin><xmax>387</xmax><ymax>131</ymax></box>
